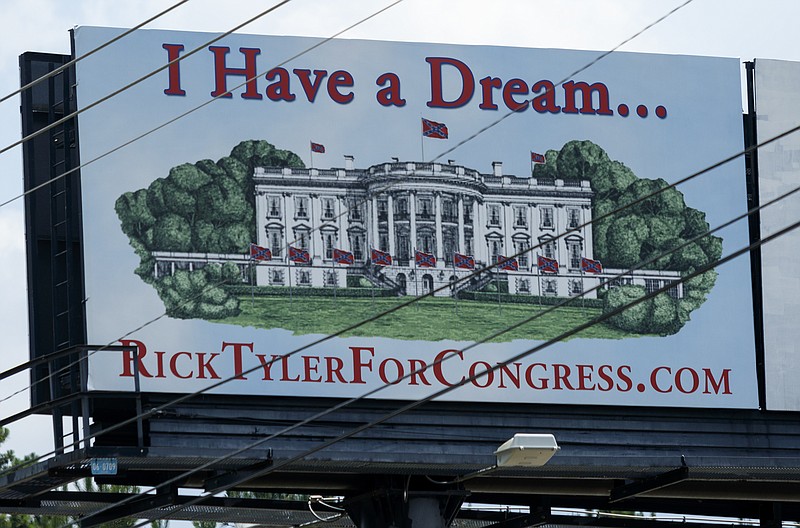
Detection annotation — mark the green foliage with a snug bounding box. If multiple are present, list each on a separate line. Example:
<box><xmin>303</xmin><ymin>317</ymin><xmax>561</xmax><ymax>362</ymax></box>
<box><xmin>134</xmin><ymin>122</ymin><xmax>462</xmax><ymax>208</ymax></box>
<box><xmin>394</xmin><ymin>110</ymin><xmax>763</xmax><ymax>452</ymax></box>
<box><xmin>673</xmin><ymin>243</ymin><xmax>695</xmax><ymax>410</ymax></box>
<box><xmin>537</xmin><ymin>140</ymin><xmax>722</xmax><ymax>335</ymax></box>
<box><xmin>116</xmin><ymin>139</ymin><xmax>303</xmax><ymax>258</ymax></box>
<box><xmin>155</xmin><ymin>264</ymin><xmax>242</xmax><ymax>320</ymax></box>
<box><xmin>115</xmin><ymin>140</ymin><xmax>303</xmax><ymax>319</ymax></box>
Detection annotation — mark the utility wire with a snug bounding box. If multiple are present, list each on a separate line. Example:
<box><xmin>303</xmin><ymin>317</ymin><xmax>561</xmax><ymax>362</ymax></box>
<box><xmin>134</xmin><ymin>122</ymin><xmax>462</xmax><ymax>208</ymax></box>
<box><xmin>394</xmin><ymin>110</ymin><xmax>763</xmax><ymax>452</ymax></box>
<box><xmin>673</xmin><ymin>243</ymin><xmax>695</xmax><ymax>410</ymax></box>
<box><xmin>1</xmin><ymin>0</ymin><xmax>191</xmax><ymax>106</ymax></box>
<box><xmin>118</xmin><ymin>197</ymin><xmax>800</xmax><ymax>528</ymax></box>
<box><xmin>0</xmin><ymin>0</ymin><xmax>728</xmax><ymax>485</ymax></box>
<box><xmin>0</xmin><ymin>0</ymin><xmax>295</xmax><ymax>159</ymax></box>
<box><xmin>431</xmin><ymin>0</ymin><xmax>696</xmax><ymax>163</ymax></box>
<box><xmin>0</xmin><ymin>0</ymin><xmax>404</xmax><ymax>211</ymax></box>
<box><xmin>49</xmin><ymin>126</ymin><xmax>799</xmax><ymax>526</ymax></box>
<box><xmin>0</xmin><ymin>114</ymin><xmax>788</xmax><ymax>474</ymax></box>
<box><xmin>0</xmin><ymin>0</ymin><xmax>409</xmax><ymax>407</ymax></box>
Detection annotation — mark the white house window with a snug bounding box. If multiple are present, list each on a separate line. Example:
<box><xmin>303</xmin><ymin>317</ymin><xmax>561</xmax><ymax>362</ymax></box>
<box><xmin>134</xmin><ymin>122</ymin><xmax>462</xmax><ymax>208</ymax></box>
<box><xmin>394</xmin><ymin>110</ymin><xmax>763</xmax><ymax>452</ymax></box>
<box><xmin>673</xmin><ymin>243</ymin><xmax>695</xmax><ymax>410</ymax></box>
<box><xmin>295</xmin><ymin>196</ymin><xmax>309</xmax><ymax>219</ymax></box>
<box><xmin>541</xmin><ymin>239</ymin><xmax>556</xmax><ymax>260</ymax></box>
<box><xmin>513</xmin><ymin>206</ymin><xmax>527</xmax><ymax>227</ymax></box>
<box><xmin>418</xmin><ymin>197</ymin><xmax>433</xmax><ymax>219</ymax></box>
<box><xmin>518</xmin><ymin>278</ymin><xmax>530</xmax><ymax>293</ymax></box>
<box><xmin>325</xmin><ymin>269</ymin><xmax>338</xmax><ymax>286</ymax></box>
<box><xmin>569</xmin><ymin>279</ymin><xmax>583</xmax><ymax>296</ymax></box>
<box><xmin>324</xmin><ymin>233</ymin><xmax>336</xmax><ymax>259</ymax></box>
<box><xmin>442</xmin><ymin>198</ymin><xmax>456</xmax><ymax>221</ymax></box>
<box><xmin>514</xmin><ymin>240</ymin><xmax>529</xmax><ymax>268</ymax></box>
<box><xmin>489</xmin><ymin>238</ymin><xmax>503</xmax><ymax>262</ymax></box>
<box><xmin>540</xmin><ymin>206</ymin><xmax>554</xmax><ymax>229</ymax></box>
<box><xmin>488</xmin><ymin>204</ymin><xmax>502</xmax><ymax>226</ymax></box>
<box><xmin>349</xmin><ymin>198</ymin><xmax>363</xmax><ymax>221</ymax></box>
<box><xmin>377</xmin><ymin>199</ymin><xmax>388</xmax><ymax>221</ymax></box>
<box><xmin>351</xmin><ymin>234</ymin><xmax>364</xmax><ymax>261</ymax></box>
<box><xmin>543</xmin><ymin>278</ymin><xmax>557</xmax><ymax>296</ymax></box>
<box><xmin>267</xmin><ymin>196</ymin><xmax>281</xmax><ymax>218</ymax></box>
<box><xmin>567</xmin><ymin>241</ymin><xmax>582</xmax><ymax>270</ymax></box>
<box><xmin>322</xmin><ymin>198</ymin><xmax>335</xmax><ymax>220</ymax></box>
<box><xmin>298</xmin><ymin>269</ymin><xmax>312</xmax><ymax>286</ymax></box>
<box><xmin>396</xmin><ymin>197</ymin><xmax>409</xmax><ymax>218</ymax></box>
<box><xmin>567</xmin><ymin>208</ymin><xmax>581</xmax><ymax>229</ymax></box>
<box><xmin>270</xmin><ymin>269</ymin><xmax>284</xmax><ymax>285</ymax></box>
<box><xmin>293</xmin><ymin>228</ymin><xmax>310</xmax><ymax>250</ymax></box>
<box><xmin>268</xmin><ymin>227</ymin><xmax>283</xmax><ymax>258</ymax></box>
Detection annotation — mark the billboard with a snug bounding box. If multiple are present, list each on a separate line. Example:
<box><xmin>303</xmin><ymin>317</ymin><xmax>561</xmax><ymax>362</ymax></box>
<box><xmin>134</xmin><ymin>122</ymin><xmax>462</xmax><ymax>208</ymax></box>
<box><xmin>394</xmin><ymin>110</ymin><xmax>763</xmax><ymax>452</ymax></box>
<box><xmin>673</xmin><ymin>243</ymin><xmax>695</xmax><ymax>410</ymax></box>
<box><xmin>73</xmin><ymin>27</ymin><xmax>756</xmax><ymax>408</ymax></box>
<box><xmin>754</xmin><ymin>59</ymin><xmax>800</xmax><ymax>411</ymax></box>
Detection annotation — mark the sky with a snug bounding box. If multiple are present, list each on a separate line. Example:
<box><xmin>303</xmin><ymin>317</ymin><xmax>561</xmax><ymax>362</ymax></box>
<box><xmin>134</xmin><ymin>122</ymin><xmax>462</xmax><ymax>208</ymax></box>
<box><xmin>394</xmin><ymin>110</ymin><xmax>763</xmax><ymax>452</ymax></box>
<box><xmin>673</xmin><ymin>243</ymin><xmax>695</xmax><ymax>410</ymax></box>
<box><xmin>1</xmin><ymin>0</ymin><xmax>800</xmax><ymax>520</ymax></box>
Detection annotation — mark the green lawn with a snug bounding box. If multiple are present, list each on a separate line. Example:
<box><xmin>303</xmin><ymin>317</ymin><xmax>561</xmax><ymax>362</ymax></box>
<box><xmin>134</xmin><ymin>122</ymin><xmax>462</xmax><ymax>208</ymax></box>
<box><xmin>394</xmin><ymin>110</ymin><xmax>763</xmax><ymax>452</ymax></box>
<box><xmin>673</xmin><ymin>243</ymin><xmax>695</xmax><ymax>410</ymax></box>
<box><xmin>219</xmin><ymin>295</ymin><xmax>635</xmax><ymax>342</ymax></box>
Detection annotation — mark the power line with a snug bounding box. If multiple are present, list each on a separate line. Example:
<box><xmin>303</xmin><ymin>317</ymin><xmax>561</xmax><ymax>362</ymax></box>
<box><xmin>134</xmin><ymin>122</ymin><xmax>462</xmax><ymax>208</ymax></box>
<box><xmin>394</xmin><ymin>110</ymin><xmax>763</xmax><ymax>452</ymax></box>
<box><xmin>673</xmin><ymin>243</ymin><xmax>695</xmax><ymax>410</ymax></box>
<box><xmin>0</xmin><ymin>0</ymin><xmax>191</xmax><ymax>106</ymax></box>
<box><xmin>118</xmin><ymin>190</ymin><xmax>800</xmax><ymax>528</ymax></box>
<box><xmin>0</xmin><ymin>0</ymin><xmax>295</xmax><ymax>159</ymax></box>
<box><xmin>0</xmin><ymin>113</ymin><xmax>787</xmax><ymax>473</ymax></box>
<box><xmin>37</xmin><ymin>124</ymin><xmax>798</xmax><ymax>526</ymax></box>
<box><xmin>0</xmin><ymin>0</ymin><xmax>405</xmax><ymax>211</ymax></box>
<box><xmin>0</xmin><ymin>0</ymin><xmax>739</xmax><ymax>491</ymax></box>
<box><xmin>0</xmin><ymin>0</ymin><xmax>410</xmax><ymax>413</ymax></box>
<box><xmin>430</xmin><ymin>0</ymin><xmax>695</xmax><ymax>163</ymax></box>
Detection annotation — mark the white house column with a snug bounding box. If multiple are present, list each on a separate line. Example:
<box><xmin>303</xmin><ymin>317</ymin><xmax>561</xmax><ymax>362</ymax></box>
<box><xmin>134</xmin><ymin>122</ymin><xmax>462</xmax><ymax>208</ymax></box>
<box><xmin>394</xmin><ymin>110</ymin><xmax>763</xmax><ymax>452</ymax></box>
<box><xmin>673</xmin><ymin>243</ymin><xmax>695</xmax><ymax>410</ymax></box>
<box><xmin>410</xmin><ymin>191</ymin><xmax>417</xmax><ymax>254</ymax></box>
<box><xmin>255</xmin><ymin>190</ymin><xmax>266</xmax><ymax>246</ymax></box>
<box><xmin>388</xmin><ymin>193</ymin><xmax>396</xmax><ymax>257</ymax></box>
<box><xmin>283</xmin><ymin>193</ymin><xmax>294</xmax><ymax>261</ymax></box>
<box><xmin>457</xmin><ymin>194</ymin><xmax>465</xmax><ymax>254</ymax></box>
<box><xmin>503</xmin><ymin>202</ymin><xmax>513</xmax><ymax>258</ymax></box>
<box><xmin>371</xmin><ymin>195</ymin><xmax>379</xmax><ymax>250</ymax></box>
<box><xmin>435</xmin><ymin>192</ymin><xmax>443</xmax><ymax>264</ymax></box>
<box><xmin>339</xmin><ymin>196</ymin><xmax>349</xmax><ymax>252</ymax></box>
<box><xmin>311</xmin><ymin>194</ymin><xmax>322</xmax><ymax>262</ymax></box>
<box><xmin>474</xmin><ymin>199</ymin><xmax>484</xmax><ymax>262</ymax></box>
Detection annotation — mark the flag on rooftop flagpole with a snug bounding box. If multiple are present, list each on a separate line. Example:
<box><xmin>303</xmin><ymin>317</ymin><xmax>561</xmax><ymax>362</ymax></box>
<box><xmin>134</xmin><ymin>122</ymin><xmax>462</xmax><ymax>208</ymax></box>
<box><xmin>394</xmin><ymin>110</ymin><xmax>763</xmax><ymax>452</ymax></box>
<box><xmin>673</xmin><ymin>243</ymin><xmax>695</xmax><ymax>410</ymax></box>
<box><xmin>415</xmin><ymin>250</ymin><xmax>436</xmax><ymax>268</ymax></box>
<box><xmin>422</xmin><ymin>118</ymin><xmax>448</xmax><ymax>139</ymax></box>
<box><xmin>531</xmin><ymin>151</ymin><xmax>546</xmax><ymax>164</ymax></box>
<box><xmin>310</xmin><ymin>142</ymin><xmax>326</xmax><ymax>153</ymax></box>
<box><xmin>249</xmin><ymin>243</ymin><xmax>272</xmax><ymax>261</ymax></box>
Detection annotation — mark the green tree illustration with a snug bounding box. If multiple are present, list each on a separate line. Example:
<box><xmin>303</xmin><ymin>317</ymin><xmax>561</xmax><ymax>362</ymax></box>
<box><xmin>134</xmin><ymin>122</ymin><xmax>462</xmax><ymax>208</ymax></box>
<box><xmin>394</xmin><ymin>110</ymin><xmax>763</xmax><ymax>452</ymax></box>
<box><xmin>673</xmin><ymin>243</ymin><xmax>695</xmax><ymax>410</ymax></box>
<box><xmin>534</xmin><ymin>140</ymin><xmax>722</xmax><ymax>335</ymax></box>
<box><xmin>116</xmin><ymin>140</ymin><xmax>304</xmax><ymax>319</ymax></box>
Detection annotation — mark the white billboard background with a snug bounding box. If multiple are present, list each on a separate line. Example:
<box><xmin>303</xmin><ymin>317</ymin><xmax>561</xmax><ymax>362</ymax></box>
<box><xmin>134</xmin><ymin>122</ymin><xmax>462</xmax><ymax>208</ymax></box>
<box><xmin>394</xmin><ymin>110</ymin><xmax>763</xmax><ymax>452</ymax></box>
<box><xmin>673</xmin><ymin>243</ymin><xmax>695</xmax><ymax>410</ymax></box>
<box><xmin>755</xmin><ymin>59</ymin><xmax>800</xmax><ymax>412</ymax></box>
<box><xmin>74</xmin><ymin>27</ymin><xmax>756</xmax><ymax>407</ymax></box>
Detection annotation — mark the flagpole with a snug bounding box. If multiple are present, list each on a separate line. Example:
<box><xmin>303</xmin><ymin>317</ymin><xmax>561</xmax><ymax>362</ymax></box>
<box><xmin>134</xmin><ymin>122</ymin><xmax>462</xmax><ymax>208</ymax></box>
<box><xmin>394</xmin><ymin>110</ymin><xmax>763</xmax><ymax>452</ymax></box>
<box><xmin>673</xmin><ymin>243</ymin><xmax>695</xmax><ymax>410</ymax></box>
<box><xmin>413</xmin><ymin>247</ymin><xmax>420</xmax><ymax>312</ymax></box>
<box><xmin>332</xmin><ymin>256</ymin><xmax>337</xmax><ymax>301</ymax></box>
<box><xmin>452</xmin><ymin>255</ymin><xmax>458</xmax><ymax>315</ymax></box>
<box><xmin>288</xmin><ymin>260</ymin><xmax>293</xmax><ymax>310</ymax></box>
<box><xmin>536</xmin><ymin>257</ymin><xmax>542</xmax><ymax>309</ymax></box>
<box><xmin>250</xmin><ymin>260</ymin><xmax>255</xmax><ymax>308</ymax></box>
<box><xmin>496</xmin><ymin>264</ymin><xmax>501</xmax><ymax>313</ymax></box>
<box><xmin>580</xmin><ymin>266</ymin><xmax>586</xmax><ymax>315</ymax></box>
<box><xmin>420</xmin><ymin>117</ymin><xmax>425</xmax><ymax>162</ymax></box>
<box><xmin>369</xmin><ymin>248</ymin><xmax>375</xmax><ymax>312</ymax></box>
<box><xmin>310</xmin><ymin>146</ymin><xmax>314</xmax><ymax>169</ymax></box>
